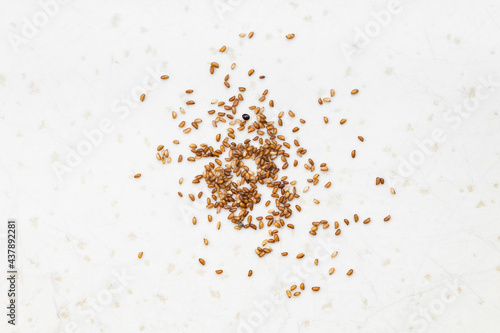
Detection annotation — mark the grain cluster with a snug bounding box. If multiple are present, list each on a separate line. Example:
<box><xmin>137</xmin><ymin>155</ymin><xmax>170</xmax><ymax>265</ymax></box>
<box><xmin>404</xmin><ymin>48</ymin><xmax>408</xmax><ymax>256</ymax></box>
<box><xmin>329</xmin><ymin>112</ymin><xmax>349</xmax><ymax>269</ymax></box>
<box><xmin>134</xmin><ymin>32</ymin><xmax>395</xmax><ymax>297</ymax></box>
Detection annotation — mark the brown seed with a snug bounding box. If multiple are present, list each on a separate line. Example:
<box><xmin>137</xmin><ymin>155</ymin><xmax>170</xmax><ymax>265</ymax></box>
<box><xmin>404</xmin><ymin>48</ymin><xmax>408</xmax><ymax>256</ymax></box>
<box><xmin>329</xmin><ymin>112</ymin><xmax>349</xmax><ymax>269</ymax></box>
<box><xmin>215</xmin><ymin>270</ymin><xmax>223</xmax><ymax>274</ymax></box>
<box><xmin>231</xmin><ymin>63</ymin><xmax>236</xmax><ymax>70</ymax></box>
<box><xmin>331</xmin><ymin>251</ymin><xmax>338</xmax><ymax>258</ymax></box>
<box><xmin>286</xmin><ymin>290</ymin><xmax>292</xmax><ymax>298</ymax></box>
<box><xmin>290</xmin><ymin>285</ymin><xmax>297</xmax><ymax>291</ymax></box>
<box><xmin>323</xmin><ymin>98</ymin><xmax>331</xmax><ymax>103</ymax></box>
<box><xmin>314</xmin><ymin>259</ymin><xmax>319</xmax><ymax>266</ymax></box>
<box><xmin>296</xmin><ymin>253</ymin><xmax>304</xmax><ymax>259</ymax></box>
<box><xmin>192</xmin><ymin>217</ymin><xmax>197</xmax><ymax>225</ymax></box>
<box><xmin>199</xmin><ymin>258</ymin><xmax>205</xmax><ymax>265</ymax></box>
<box><xmin>325</xmin><ymin>181</ymin><xmax>332</xmax><ymax>188</ymax></box>
<box><xmin>347</xmin><ymin>269</ymin><xmax>354</xmax><ymax>276</ymax></box>
<box><xmin>318</xmin><ymin>98</ymin><xmax>323</xmax><ymax>105</ymax></box>
<box><xmin>134</xmin><ymin>173</ymin><xmax>141</xmax><ymax>178</ymax></box>
<box><xmin>363</xmin><ymin>218</ymin><xmax>371</xmax><ymax>224</ymax></box>
<box><xmin>351</xmin><ymin>150</ymin><xmax>356</xmax><ymax>158</ymax></box>
<box><xmin>211</xmin><ymin>62</ymin><xmax>219</xmax><ymax>68</ymax></box>
<box><xmin>157</xmin><ymin>145</ymin><xmax>164</xmax><ymax>151</ymax></box>
<box><xmin>300</xmin><ymin>283</ymin><xmax>304</xmax><ymax>290</ymax></box>
<box><xmin>138</xmin><ymin>252</ymin><xmax>143</xmax><ymax>259</ymax></box>
<box><xmin>204</xmin><ymin>238</ymin><xmax>208</xmax><ymax>245</ymax></box>
<box><xmin>292</xmin><ymin>127</ymin><xmax>299</xmax><ymax>132</ymax></box>
<box><xmin>219</xmin><ymin>45</ymin><xmax>226</xmax><ymax>52</ymax></box>
<box><xmin>324</xmin><ymin>117</ymin><xmax>329</xmax><ymax>124</ymax></box>
<box><xmin>384</xmin><ymin>215</ymin><xmax>391</xmax><ymax>222</ymax></box>
<box><xmin>351</xmin><ymin>89</ymin><xmax>359</xmax><ymax>95</ymax></box>
<box><xmin>248</xmin><ymin>69</ymin><xmax>255</xmax><ymax>76</ymax></box>
<box><xmin>329</xmin><ymin>267</ymin><xmax>335</xmax><ymax>275</ymax></box>
<box><xmin>286</xmin><ymin>33</ymin><xmax>295</xmax><ymax>39</ymax></box>
<box><xmin>376</xmin><ymin>177</ymin><xmax>381</xmax><ymax>185</ymax></box>
<box><xmin>358</xmin><ymin>136</ymin><xmax>364</xmax><ymax>142</ymax></box>
<box><xmin>354</xmin><ymin>214</ymin><xmax>359</xmax><ymax>222</ymax></box>
<box><xmin>312</xmin><ymin>286</ymin><xmax>320</xmax><ymax>291</ymax></box>
<box><xmin>281</xmin><ymin>252</ymin><xmax>288</xmax><ymax>256</ymax></box>
<box><xmin>239</xmin><ymin>33</ymin><xmax>246</xmax><ymax>37</ymax></box>
<box><xmin>160</xmin><ymin>75</ymin><xmax>169</xmax><ymax>80</ymax></box>
<box><xmin>313</xmin><ymin>199</ymin><xmax>320</xmax><ymax>204</ymax></box>
<box><xmin>335</xmin><ymin>229</ymin><xmax>341</xmax><ymax>236</ymax></box>
<box><xmin>140</xmin><ymin>94</ymin><xmax>145</xmax><ymax>102</ymax></box>
<box><xmin>293</xmin><ymin>292</ymin><xmax>301</xmax><ymax>296</ymax></box>
<box><xmin>330</xmin><ymin>89</ymin><xmax>335</xmax><ymax>97</ymax></box>
<box><xmin>340</xmin><ymin>118</ymin><xmax>347</xmax><ymax>125</ymax></box>
<box><xmin>248</xmin><ymin>31</ymin><xmax>254</xmax><ymax>38</ymax></box>
<box><xmin>391</xmin><ymin>187</ymin><xmax>396</xmax><ymax>194</ymax></box>
<box><xmin>248</xmin><ymin>270</ymin><xmax>253</xmax><ymax>277</ymax></box>
<box><xmin>186</xmin><ymin>100</ymin><xmax>195</xmax><ymax>105</ymax></box>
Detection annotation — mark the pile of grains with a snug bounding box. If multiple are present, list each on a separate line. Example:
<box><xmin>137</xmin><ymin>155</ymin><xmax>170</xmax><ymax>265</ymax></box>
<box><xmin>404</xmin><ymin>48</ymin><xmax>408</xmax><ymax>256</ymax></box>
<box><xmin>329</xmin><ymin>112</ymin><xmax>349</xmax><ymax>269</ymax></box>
<box><xmin>137</xmin><ymin>33</ymin><xmax>394</xmax><ymax>298</ymax></box>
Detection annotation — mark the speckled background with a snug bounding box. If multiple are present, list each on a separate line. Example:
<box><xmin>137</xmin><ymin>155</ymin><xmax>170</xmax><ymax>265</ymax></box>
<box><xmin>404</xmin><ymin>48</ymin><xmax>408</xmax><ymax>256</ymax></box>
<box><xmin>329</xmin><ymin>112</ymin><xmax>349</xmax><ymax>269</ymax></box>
<box><xmin>1</xmin><ymin>0</ymin><xmax>500</xmax><ymax>332</ymax></box>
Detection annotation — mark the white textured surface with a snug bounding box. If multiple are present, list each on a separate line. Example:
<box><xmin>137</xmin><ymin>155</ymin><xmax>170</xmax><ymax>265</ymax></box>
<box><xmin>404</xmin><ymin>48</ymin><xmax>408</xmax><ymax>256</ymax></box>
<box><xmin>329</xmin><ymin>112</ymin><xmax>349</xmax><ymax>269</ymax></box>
<box><xmin>1</xmin><ymin>1</ymin><xmax>500</xmax><ymax>332</ymax></box>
